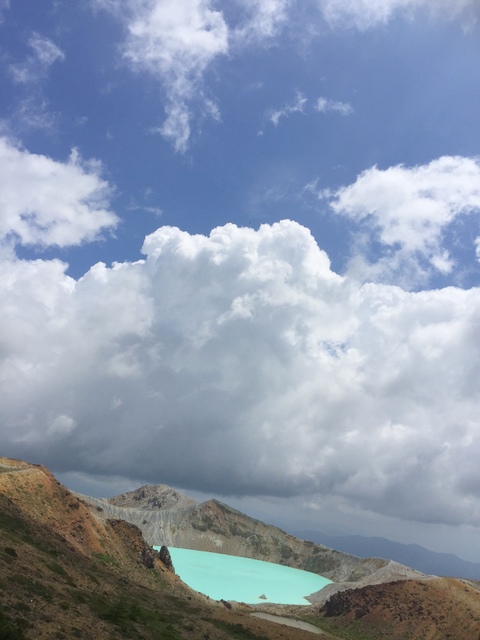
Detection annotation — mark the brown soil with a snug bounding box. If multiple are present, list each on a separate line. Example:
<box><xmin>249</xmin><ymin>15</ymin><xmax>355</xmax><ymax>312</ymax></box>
<box><xmin>311</xmin><ymin>576</ymin><xmax>480</xmax><ymax>639</ymax></box>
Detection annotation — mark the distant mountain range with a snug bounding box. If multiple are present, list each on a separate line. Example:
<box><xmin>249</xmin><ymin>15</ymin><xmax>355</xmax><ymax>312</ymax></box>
<box><xmin>294</xmin><ymin>530</ymin><xmax>480</xmax><ymax>580</ymax></box>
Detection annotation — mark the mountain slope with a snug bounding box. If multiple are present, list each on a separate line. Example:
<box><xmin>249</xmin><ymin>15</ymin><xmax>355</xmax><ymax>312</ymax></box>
<box><xmin>296</xmin><ymin>531</ymin><xmax>480</xmax><ymax>580</ymax></box>
<box><xmin>316</xmin><ymin>576</ymin><xmax>480</xmax><ymax>639</ymax></box>
<box><xmin>0</xmin><ymin>457</ymin><xmax>335</xmax><ymax>640</ymax></box>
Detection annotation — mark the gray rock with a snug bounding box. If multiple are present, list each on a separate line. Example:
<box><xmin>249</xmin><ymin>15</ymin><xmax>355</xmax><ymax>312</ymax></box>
<box><xmin>159</xmin><ymin>545</ymin><xmax>174</xmax><ymax>571</ymax></box>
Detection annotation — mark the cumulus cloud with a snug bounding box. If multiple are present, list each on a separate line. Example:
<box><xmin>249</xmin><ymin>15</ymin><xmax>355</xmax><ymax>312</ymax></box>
<box><xmin>9</xmin><ymin>33</ymin><xmax>65</xmax><ymax>84</ymax></box>
<box><xmin>315</xmin><ymin>96</ymin><xmax>353</xmax><ymax>115</ymax></box>
<box><xmin>0</xmin><ymin>136</ymin><xmax>118</xmax><ymax>247</ymax></box>
<box><xmin>267</xmin><ymin>91</ymin><xmax>307</xmax><ymax>126</ymax></box>
<box><xmin>2</xmin><ymin>219</ymin><xmax>480</xmax><ymax>527</ymax></box>
<box><xmin>323</xmin><ymin>156</ymin><xmax>480</xmax><ymax>285</ymax></box>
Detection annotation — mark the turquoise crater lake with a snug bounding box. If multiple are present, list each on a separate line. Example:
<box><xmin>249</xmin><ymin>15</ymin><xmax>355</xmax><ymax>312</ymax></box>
<box><xmin>153</xmin><ymin>547</ymin><xmax>332</xmax><ymax>605</ymax></box>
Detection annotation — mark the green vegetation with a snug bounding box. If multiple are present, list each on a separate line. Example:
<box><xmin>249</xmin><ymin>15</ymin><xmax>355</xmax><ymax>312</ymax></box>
<box><xmin>69</xmin><ymin>589</ymin><xmax>89</xmax><ymax>604</ymax></box>
<box><xmin>302</xmin><ymin>613</ymin><xmax>375</xmax><ymax>640</ymax></box>
<box><xmin>0</xmin><ymin>511</ymin><xmax>60</xmax><ymax>558</ymax></box>
<box><xmin>92</xmin><ymin>552</ymin><xmax>118</xmax><ymax>567</ymax></box>
<box><xmin>43</xmin><ymin>559</ymin><xmax>68</xmax><ymax>575</ymax></box>
<box><xmin>0</xmin><ymin>606</ymin><xmax>26</xmax><ymax>640</ymax></box>
<box><xmin>164</xmin><ymin>594</ymin><xmax>202</xmax><ymax>614</ymax></box>
<box><xmin>90</xmin><ymin>595</ymin><xmax>182</xmax><ymax>639</ymax></box>
<box><xmin>8</xmin><ymin>575</ymin><xmax>54</xmax><ymax>602</ymax></box>
<box><xmin>0</xmin><ymin>553</ymin><xmax>14</xmax><ymax>566</ymax></box>
<box><xmin>43</xmin><ymin>560</ymin><xmax>76</xmax><ymax>586</ymax></box>
<box><xmin>87</xmin><ymin>571</ymin><xmax>100</xmax><ymax>584</ymax></box>
<box><xmin>9</xmin><ymin>603</ymin><xmax>30</xmax><ymax>615</ymax></box>
<box><xmin>0</xmin><ymin>514</ymin><xmax>28</xmax><ymax>538</ymax></box>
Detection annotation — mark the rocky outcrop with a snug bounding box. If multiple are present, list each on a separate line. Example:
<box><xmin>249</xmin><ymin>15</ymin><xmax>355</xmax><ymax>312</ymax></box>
<box><xmin>107</xmin><ymin>518</ymin><xmax>165</xmax><ymax>569</ymax></box>
<box><xmin>159</xmin><ymin>545</ymin><xmax>174</xmax><ymax>571</ymax></box>
<box><xmin>108</xmin><ymin>484</ymin><xmax>197</xmax><ymax>511</ymax></box>
<box><xmin>307</xmin><ymin>559</ymin><xmax>425</xmax><ymax>605</ymax></box>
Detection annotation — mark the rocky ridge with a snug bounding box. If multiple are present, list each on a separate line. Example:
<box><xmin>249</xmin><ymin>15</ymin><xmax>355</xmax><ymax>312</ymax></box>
<box><xmin>108</xmin><ymin>484</ymin><xmax>197</xmax><ymax>511</ymax></box>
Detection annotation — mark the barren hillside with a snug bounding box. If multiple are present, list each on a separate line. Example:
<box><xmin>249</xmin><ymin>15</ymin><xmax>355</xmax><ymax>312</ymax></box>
<box><xmin>312</xmin><ymin>576</ymin><xmax>480</xmax><ymax>639</ymax></box>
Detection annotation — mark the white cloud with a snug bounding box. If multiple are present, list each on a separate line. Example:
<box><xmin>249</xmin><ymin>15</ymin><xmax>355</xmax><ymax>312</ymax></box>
<box><xmin>0</xmin><ymin>137</ymin><xmax>118</xmax><ymax>247</ymax></box>
<box><xmin>9</xmin><ymin>33</ymin><xmax>65</xmax><ymax>84</ymax></box>
<box><xmin>91</xmin><ymin>0</ymin><xmax>478</xmax><ymax>151</ymax></box>
<box><xmin>319</xmin><ymin>0</ymin><xmax>479</xmax><ymax>30</ymax></box>
<box><xmin>97</xmin><ymin>0</ymin><xmax>228</xmax><ymax>153</ymax></box>
<box><xmin>28</xmin><ymin>33</ymin><xmax>65</xmax><ymax>66</ymax></box>
<box><xmin>91</xmin><ymin>1</ymin><xmax>300</xmax><ymax>150</ymax></box>
<box><xmin>2</xmin><ymin>220</ymin><xmax>480</xmax><ymax>528</ymax></box>
<box><xmin>1</xmin><ymin>97</ymin><xmax>60</xmax><ymax>134</ymax></box>
<box><xmin>315</xmin><ymin>96</ymin><xmax>353</xmax><ymax>115</ymax></box>
<box><xmin>326</xmin><ymin>156</ymin><xmax>480</xmax><ymax>285</ymax></box>
<box><xmin>268</xmin><ymin>91</ymin><xmax>307</xmax><ymax>126</ymax></box>
<box><xmin>5</xmin><ymin>33</ymin><xmax>64</xmax><ymax>134</ymax></box>
<box><xmin>232</xmin><ymin>0</ymin><xmax>293</xmax><ymax>43</ymax></box>
<box><xmin>235</xmin><ymin>0</ymin><xmax>480</xmax><ymax>39</ymax></box>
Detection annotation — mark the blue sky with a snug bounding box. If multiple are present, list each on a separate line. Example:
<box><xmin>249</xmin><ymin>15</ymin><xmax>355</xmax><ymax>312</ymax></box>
<box><xmin>1</xmin><ymin>0</ymin><xmax>480</xmax><ymax>562</ymax></box>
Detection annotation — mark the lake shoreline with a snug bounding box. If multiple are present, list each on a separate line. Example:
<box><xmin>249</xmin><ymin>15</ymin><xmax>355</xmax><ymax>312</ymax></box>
<box><xmin>154</xmin><ymin>546</ymin><xmax>332</xmax><ymax>605</ymax></box>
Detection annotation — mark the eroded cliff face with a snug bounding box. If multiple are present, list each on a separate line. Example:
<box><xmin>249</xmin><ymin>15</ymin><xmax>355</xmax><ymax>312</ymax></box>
<box><xmin>80</xmin><ymin>492</ymin><xmax>422</xmax><ymax>587</ymax></box>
